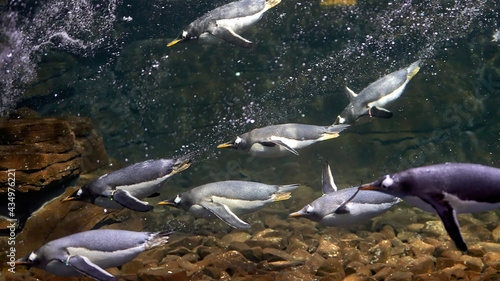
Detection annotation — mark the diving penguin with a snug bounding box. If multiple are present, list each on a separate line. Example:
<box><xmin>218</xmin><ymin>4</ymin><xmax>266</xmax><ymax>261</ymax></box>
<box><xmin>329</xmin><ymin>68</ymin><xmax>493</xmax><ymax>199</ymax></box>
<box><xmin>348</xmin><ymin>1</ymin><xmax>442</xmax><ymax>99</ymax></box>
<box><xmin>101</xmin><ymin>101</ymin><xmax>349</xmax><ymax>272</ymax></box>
<box><xmin>167</xmin><ymin>0</ymin><xmax>281</xmax><ymax>48</ymax></box>
<box><xmin>15</xmin><ymin>229</ymin><xmax>172</xmax><ymax>281</ymax></box>
<box><xmin>289</xmin><ymin>162</ymin><xmax>400</xmax><ymax>226</ymax></box>
<box><xmin>217</xmin><ymin>123</ymin><xmax>349</xmax><ymax>158</ymax></box>
<box><xmin>62</xmin><ymin>158</ymin><xmax>191</xmax><ymax>212</ymax></box>
<box><xmin>158</xmin><ymin>181</ymin><xmax>300</xmax><ymax>229</ymax></box>
<box><xmin>349</xmin><ymin>163</ymin><xmax>500</xmax><ymax>251</ymax></box>
<box><xmin>335</xmin><ymin>60</ymin><xmax>421</xmax><ymax>125</ymax></box>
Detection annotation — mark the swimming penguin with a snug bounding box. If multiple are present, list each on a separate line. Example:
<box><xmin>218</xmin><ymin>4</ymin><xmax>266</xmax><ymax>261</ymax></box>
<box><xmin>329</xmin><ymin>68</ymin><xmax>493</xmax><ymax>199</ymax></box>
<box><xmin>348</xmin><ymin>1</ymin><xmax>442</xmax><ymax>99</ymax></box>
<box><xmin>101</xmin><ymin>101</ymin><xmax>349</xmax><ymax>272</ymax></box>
<box><xmin>167</xmin><ymin>0</ymin><xmax>281</xmax><ymax>48</ymax></box>
<box><xmin>15</xmin><ymin>229</ymin><xmax>171</xmax><ymax>281</ymax></box>
<box><xmin>335</xmin><ymin>60</ymin><xmax>421</xmax><ymax>125</ymax></box>
<box><xmin>217</xmin><ymin>123</ymin><xmax>349</xmax><ymax>158</ymax></box>
<box><xmin>289</xmin><ymin>162</ymin><xmax>400</xmax><ymax>226</ymax></box>
<box><xmin>158</xmin><ymin>181</ymin><xmax>299</xmax><ymax>229</ymax></box>
<box><xmin>351</xmin><ymin>163</ymin><xmax>500</xmax><ymax>251</ymax></box>
<box><xmin>62</xmin><ymin>158</ymin><xmax>191</xmax><ymax>212</ymax></box>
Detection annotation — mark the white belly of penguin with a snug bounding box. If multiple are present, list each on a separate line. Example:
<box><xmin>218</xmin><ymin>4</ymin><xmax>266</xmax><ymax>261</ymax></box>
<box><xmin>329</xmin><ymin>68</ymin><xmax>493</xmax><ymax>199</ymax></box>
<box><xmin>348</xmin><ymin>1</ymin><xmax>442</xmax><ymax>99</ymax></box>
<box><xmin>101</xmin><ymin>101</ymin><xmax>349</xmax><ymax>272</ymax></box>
<box><xmin>96</xmin><ymin>176</ymin><xmax>169</xmax><ymax>209</ymax></box>
<box><xmin>46</xmin><ymin>245</ymin><xmax>145</xmax><ymax>275</ymax></box>
<box><xmin>198</xmin><ymin>12</ymin><xmax>265</xmax><ymax>45</ymax></box>
<box><xmin>367</xmin><ymin>80</ymin><xmax>408</xmax><ymax>108</ymax></box>
<box><xmin>443</xmin><ymin>192</ymin><xmax>500</xmax><ymax>214</ymax></box>
<box><xmin>321</xmin><ymin>202</ymin><xmax>396</xmax><ymax>226</ymax></box>
<box><xmin>212</xmin><ymin>196</ymin><xmax>269</xmax><ymax>215</ymax></box>
<box><xmin>248</xmin><ymin>137</ymin><xmax>318</xmax><ymax>158</ymax></box>
<box><xmin>217</xmin><ymin>12</ymin><xmax>265</xmax><ymax>33</ymax></box>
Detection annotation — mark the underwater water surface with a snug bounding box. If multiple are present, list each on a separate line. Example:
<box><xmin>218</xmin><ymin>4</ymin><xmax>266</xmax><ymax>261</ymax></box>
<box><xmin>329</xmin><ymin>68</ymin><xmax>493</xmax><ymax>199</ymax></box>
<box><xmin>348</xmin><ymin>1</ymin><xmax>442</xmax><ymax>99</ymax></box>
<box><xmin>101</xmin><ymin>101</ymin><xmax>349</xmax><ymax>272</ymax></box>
<box><xmin>1</xmin><ymin>0</ymin><xmax>500</xmax><ymax>280</ymax></box>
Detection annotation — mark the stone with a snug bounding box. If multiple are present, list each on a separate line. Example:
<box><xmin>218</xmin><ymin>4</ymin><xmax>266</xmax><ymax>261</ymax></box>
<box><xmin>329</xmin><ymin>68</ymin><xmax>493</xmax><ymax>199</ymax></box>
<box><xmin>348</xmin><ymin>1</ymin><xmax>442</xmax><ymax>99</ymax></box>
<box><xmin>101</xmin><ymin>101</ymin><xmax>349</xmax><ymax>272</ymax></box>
<box><xmin>405</xmin><ymin>255</ymin><xmax>435</xmax><ymax>275</ymax></box>
<box><xmin>289</xmin><ymin>248</ymin><xmax>312</xmax><ymax>262</ymax></box>
<box><xmin>190</xmin><ymin>250</ymin><xmax>256</xmax><ymax>277</ymax></box>
<box><xmin>342</xmin><ymin>273</ymin><xmax>370</xmax><ymax>281</ymax></box>
<box><xmin>345</xmin><ymin>261</ymin><xmax>366</xmax><ymax>275</ymax></box>
<box><xmin>247</xmin><ymin>229</ymin><xmax>285</xmax><ymax>249</ymax></box>
<box><xmin>439</xmin><ymin>264</ymin><xmax>467</xmax><ymax>279</ymax></box>
<box><xmin>421</xmin><ymin>220</ymin><xmax>447</xmax><ymax>238</ymax></box>
<box><xmin>229</xmin><ymin>241</ymin><xmax>262</xmax><ymax>262</ymax></box>
<box><xmin>264</xmin><ymin>214</ymin><xmax>289</xmax><ymax>229</ymax></box>
<box><xmin>386</xmin><ymin>271</ymin><xmax>414</xmax><ymax>281</ymax></box>
<box><xmin>137</xmin><ymin>267</ymin><xmax>188</xmax><ymax>281</ymax></box>
<box><xmin>477</xmin><ymin>242</ymin><xmax>500</xmax><ymax>252</ymax></box>
<box><xmin>317</xmin><ymin>257</ymin><xmax>344</xmax><ymax>277</ymax></box>
<box><xmin>286</xmin><ymin>237</ymin><xmax>308</xmax><ymax>253</ymax></box>
<box><xmin>483</xmin><ymin>252</ymin><xmax>500</xmax><ymax>269</ymax></box>
<box><xmin>492</xmin><ymin>225</ymin><xmax>500</xmax><ymax>242</ymax></box>
<box><xmin>410</xmin><ymin>239</ymin><xmax>436</xmax><ymax>256</ymax></box>
<box><xmin>368</xmin><ymin>240</ymin><xmax>391</xmax><ymax>264</ymax></box>
<box><xmin>371</xmin><ymin>266</ymin><xmax>394</xmax><ymax>281</ymax></box>
<box><xmin>221</xmin><ymin>231</ymin><xmax>252</xmax><ymax>245</ymax></box>
<box><xmin>459</xmin><ymin>255</ymin><xmax>483</xmax><ymax>272</ymax></box>
<box><xmin>316</xmin><ymin>235</ymin><xmax>342</xmax><ymax>259</ymax></box>
<box><xmin>407</xmin><ymin>223</ymin><xmax>425</xmax><ymax>232</ymax></box>
<box><xmin>263</xmin><ymin>248</ymin><xmax>294</xmax><ymax>262</ymax></box>
<box><xmin>380</xmin><ymin>225</ymin><xmax>396</xmax><ymax>239</ymax></box>
<box><xmin>436</xmin><ymin>257</ymin><xmax>460</xmax><ymax>270</ymax></box>
<box><xmin>0</xmin><ymin>116</ymin><xmax>107</xmax><ymax>193</ymax></box>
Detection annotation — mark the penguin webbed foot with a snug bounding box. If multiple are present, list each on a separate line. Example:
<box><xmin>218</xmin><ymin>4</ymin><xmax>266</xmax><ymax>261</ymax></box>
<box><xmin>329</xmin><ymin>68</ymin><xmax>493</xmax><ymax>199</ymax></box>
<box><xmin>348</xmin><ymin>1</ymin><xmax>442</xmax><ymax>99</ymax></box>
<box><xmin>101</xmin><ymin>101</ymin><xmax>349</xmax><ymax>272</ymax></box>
<box><xmin>112</xmin><ymin>190</ymin><xmax>154</xmax><ymax>212</ymax></box>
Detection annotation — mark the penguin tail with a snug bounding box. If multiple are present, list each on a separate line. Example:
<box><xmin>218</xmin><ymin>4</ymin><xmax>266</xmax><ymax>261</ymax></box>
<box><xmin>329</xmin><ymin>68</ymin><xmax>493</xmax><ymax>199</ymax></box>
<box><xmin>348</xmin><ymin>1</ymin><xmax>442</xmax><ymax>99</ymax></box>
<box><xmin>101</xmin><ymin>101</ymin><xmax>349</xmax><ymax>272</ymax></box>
<box><xmin>326</xmin><ymin>124</ymin><xmax>349</xmax><ymax>134</ymax></box>
<box><xmin>407</xmin><ymin>60</ymin><xmax>421</xmax><ymax>79</ymax></box>
<box><xmin>276</xmin><ymin>183</ymin><xmax>300</xmax><ymax>193</ymax></box>
<box><xmin>146</xmin><ymin>231</ymin><xmax>173</xmax><ymax>249</ymax></box>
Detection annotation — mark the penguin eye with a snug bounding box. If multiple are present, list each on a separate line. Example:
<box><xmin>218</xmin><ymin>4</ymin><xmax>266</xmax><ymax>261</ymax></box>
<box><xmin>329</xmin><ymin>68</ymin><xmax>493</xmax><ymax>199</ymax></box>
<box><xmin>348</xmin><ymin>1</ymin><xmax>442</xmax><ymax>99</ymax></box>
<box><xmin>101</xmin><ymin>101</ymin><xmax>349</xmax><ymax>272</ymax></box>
<box><xmin>174</xmin><ymin>195</ymin><xmax>182</xmax><ymax>204</ymax></box>
<box><xmin>76</xmin><ymin>189</ymin><xmax>83</xmax><ymax>197</ymax></box>
<box><xmin>181</xmin><ymin>30</ymin><xmax>188</xmax><ymax>39</ymax></box>
<box><xmin>28</xmin><ymin>252</ymin><xmax>37</xmax><ymax>262</ymax></box>
<box><xmin>381</xmin><ymin>175</ymin><xmax>394</xmax><ymax>189</ymax></box>
<box><xmin>306</xmin><ymin>205</ymin><xmax>314</xmax><ymax>214</ymax></box>
<box><xmin>234</xmin><ymin>137</ymin><xmax>243</xmax><ymax>145</ymax></box>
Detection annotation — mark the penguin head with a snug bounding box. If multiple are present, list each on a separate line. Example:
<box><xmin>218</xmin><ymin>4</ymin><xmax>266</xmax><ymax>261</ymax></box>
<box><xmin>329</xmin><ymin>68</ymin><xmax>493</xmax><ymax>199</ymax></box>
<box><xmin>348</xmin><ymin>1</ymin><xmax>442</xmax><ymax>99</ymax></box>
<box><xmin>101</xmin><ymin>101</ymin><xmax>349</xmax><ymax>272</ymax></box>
<box><xmin>158</xmin><ymin>194</ymin><xmax>187</xmax><ymax>209</ymax></box>
<box><xmin>217</xmin><ymin>136</ymin><xmax>248</xmax><ymax>150</ymax></box>
<box><xmin>359</xmin><ymin>174</ymin><xmax>407</xmax><ymax>198</ymax></box>
<box><xmin>15</xmin><ymin>251</ymin><xmax>43</xmax><ymax>268</ymax></box>
<box><xmin>289</xmin><ymin>204</ymin><xmax>323</xmax><ymax>222</ymax></box>
<box><xmin>168</xmin><ymin>27</ymin><xmax>200</xmax><ymax>47</ymax></box>
<box><xmin>61</xmin><ymin>185</ymin><xmax>94</xmax><ymax>204</ymax></box>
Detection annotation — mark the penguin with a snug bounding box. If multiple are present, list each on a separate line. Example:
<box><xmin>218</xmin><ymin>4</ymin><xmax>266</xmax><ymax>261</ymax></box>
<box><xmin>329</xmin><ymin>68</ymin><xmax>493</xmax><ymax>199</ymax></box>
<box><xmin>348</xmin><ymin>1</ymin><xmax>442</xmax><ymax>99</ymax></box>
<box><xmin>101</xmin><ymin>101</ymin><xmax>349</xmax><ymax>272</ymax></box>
<box><xmin>15</xmin><ymin>229</ymin><xmax>171</xmax><ymax>281</ymax></box>
<box><xmin>217</xmin><ymin>123</ymin><xmax>349</xmax><ymax>158</ymax></box>
<box><xmin>289</xmin><ymin>162</ymin><xmax>400</xmax><ymax>226</ymax></box>
<box><xmin>167</xmin><ymin>0</ymin><xmax>281</xmax><ymax>48</ymax></box>
<box><xmin>335</xmin><ymin>60</ymin><xmax>421</xmax><ymax>125</ymax></box>
<box><xmin>158</xmin><ymin>181</ymin><xmax>300</xmax><ymax>229</ymax></box>
<box><xmin>62</xmin><ymin>158</ymin><xmax>191</xmax><ymax>212</ymax></box>
<box><xmin>351</xmin><ymin>163</ymin><xmax>500</xmax><ymax>251</ymax></box>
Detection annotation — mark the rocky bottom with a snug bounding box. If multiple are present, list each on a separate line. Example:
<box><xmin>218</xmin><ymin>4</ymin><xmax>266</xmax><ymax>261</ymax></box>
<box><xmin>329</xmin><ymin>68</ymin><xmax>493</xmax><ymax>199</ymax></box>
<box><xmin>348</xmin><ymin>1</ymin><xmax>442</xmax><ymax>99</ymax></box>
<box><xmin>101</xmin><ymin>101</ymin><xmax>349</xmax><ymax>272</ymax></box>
<box><xmin>3</xmin><ymin>201</ymin><xmax>500</xmax><ymax>281</ymax></box>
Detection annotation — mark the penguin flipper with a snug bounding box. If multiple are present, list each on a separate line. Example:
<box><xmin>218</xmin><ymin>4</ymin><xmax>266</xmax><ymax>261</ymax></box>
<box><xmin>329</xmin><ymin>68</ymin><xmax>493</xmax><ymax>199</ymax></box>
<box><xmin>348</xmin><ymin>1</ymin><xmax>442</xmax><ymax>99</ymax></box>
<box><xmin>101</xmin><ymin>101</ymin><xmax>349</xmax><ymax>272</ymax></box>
<box><xmin>200</xmin><ymin>202</ymin><xmax>251</xmax><ymax>229</ymax></box>
<box><xmin>147</xmin><ymin>192</ymin><xmax>161</xmax><ymax>198</ymax></box>
<box><xmin>211</xmin><ymin>26</ymin><xmax>253</xmax><ymax>48</ymax></box>
<box><xmin>334</xmin><ymin>205</ymin><xmax>350</xmax><ymax>215</ymax></box>
<box><xmin>265</xmin><ymin>139</ymin><xmax>299</xmax><ymax>156</ymax></box>
<box><xmin>112</xmin><ymin>189</ymin><xmax>154</xmax><ymax>212</ymax></box>
<box><xmin>322</xmin><ymin>162</ymin><xmax>337</xmax><ymax>194</ymax></box>
<box><xmin>68</xmin><ymin>255</ymin><xmax>116</xmax><ymax>281</ymax></box>
<box><xmin>345</xmin><ymin>86</ymin><xmax>358</xmax><ymax>100</ymax></box>
<box><xmin>369</xmin><ymin>106</ymin><xmax>393</xmax><ymax>118</ymax></box>
<box><xmin>423</xmin><ymin>196</ymin><xmax>468</xmax><ymax>252</ymax></box>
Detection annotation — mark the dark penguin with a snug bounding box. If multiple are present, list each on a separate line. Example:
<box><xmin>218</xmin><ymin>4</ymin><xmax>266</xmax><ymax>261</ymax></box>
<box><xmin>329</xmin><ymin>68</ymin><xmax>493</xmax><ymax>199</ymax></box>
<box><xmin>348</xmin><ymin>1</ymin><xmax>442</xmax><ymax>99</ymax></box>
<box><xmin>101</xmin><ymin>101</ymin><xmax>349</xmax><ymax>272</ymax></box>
<box><xmin>167</xmin><ymin>0</ymin><xmax>281</xmax><ymax>48</ymax></box>
<box><xmin>158</xmin><ymin>181</ymin><xmax>299</xmax><ymax>229</ymax></box>
<box><xmin>289</xmin><ymin>162</ymin><xmax>400</xmax><ymax>226</ymax></box>
<box><xmin>15</xmin><ymin>230</ymin><xmax>171</xmax><ymax>281</ymax></box>
<box><xmin>335</xmin><ymin>60</ymin><xmax>420</xmax><ymax>125</ymax></box>
<box><xmin>62</xmin><ymin>158</ymin><xmax>191</xmax><ymax>212</ymax></box>
<box><xmin>353</xmin><ymin>163</ymin><xmax>500</xmax><ymax>251</ymax></box>
<box><xmin>217</xmin><ymin>123</ymin><xmax>349</xmax><ymax>158</ymax></box>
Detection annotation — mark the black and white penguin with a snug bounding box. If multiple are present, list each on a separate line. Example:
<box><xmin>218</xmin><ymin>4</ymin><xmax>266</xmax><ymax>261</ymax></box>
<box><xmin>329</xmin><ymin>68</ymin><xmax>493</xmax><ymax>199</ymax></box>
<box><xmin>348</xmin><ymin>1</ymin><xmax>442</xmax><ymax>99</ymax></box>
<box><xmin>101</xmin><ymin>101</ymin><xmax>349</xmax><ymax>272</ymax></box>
<box><xmin>289</xmin><ymin>162</ymin><xmax>400</xmax><ymax>226</ymax></box>
<box><xmin>62</xmin><ymin>158</ymin><xmax>191</xmax><ymax>212</ymax></box>
<box><xmin>335</xmin><ymin>60</ymin><xmax>421</xmax><ymax>125</ymax></box>
<box><xmin>158</xmin><ymin>181</ymin><xmax>299</xmax><ymax>229</ymax></box>
<box><xmin>217</xmin><ymin>123</ymin><xmax>349</xmax><ymax>158</ymax></box>
<box><xmin>167</xmin><ymin>0</ymin><xmax>281</xmax><ymax>48</ymax></box>
<box><xmin>353</xmin><ymin>163</ymin><xmax>500</xmax><ymax>251</ymax></box>
<box><xmin>15</xmin><ymin>229</ymin><xmax>171</xmax><ymax>281</ymax></box>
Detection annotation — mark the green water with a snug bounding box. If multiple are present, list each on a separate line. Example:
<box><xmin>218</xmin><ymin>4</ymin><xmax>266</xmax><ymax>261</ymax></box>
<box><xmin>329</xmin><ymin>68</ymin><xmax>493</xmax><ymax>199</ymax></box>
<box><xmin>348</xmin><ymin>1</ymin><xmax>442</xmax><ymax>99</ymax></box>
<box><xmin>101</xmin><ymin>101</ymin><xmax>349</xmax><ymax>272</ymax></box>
<box><xmin>1</xmin><ymin>0</ymin><xmax>500</xmax><ymax>277</ymax></box>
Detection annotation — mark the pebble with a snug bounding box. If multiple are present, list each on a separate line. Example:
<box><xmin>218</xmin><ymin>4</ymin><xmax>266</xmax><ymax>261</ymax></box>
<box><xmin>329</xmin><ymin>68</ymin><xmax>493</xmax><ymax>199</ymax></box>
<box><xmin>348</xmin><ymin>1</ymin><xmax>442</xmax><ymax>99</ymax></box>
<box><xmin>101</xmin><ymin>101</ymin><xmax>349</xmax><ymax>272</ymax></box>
<box><xmin>137</xmin><ymin>267</ymin><xmax>188</xmax><ymax>281</ymax></box>
<box><xmin>406</xmin><ymin>255</ymin><xmax>435</xmax><ymax>275</ymax></box>
<box><xmin>421</xmin><ymin>220</ymin><xmax>447</xmax><ymax>237</ymax></box>
<box><xmin>492</xmin><ymin>225</ymin><xmax>500</xmax><ymax>242</ymax></box>
<box><xmin>410</xmin><ymin>239</ymin><xmax>436</xmax><ymax>256</ymax></box>
<box><xmin>316</xmin><ymin>235</ymin><xmax>342</xmax><ymax>259</ymax></box>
